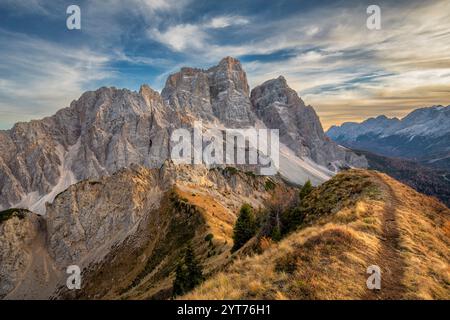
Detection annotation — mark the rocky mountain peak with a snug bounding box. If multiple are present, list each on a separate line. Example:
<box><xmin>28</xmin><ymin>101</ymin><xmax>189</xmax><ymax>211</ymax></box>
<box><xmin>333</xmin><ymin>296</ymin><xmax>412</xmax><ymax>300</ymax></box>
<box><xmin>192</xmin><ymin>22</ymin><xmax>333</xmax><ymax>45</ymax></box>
<box><xmin>162</xmin><ymin>57</ymin><xmax>254</xmax><ymax>127</ymax></box>
<box><xmin>251</xmin><ymin>76</ymin><xmax>367</xmax><ymax>170</ymax></box>
<box><xmin>139</xmin><ymin>84</ymin><xmax>164</xmax><ymax>109</ymax></box>
<box><xmin>208</xmin><ymin>56</ymin><xmax>250</xmax><ymax>96</ymax></box>
<box><xmin>251</xmin><ymin>76</ymin><xmax>305</xmax><ymax>112</ymax></box>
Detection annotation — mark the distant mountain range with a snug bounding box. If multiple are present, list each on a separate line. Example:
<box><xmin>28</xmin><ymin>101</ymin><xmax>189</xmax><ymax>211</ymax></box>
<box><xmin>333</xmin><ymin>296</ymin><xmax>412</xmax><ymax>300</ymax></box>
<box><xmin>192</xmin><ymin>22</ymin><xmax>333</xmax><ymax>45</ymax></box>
<box><xmin>327</xmin><ymin>105</ymin><xmax>450</xmax><ymax>170</ymax></box>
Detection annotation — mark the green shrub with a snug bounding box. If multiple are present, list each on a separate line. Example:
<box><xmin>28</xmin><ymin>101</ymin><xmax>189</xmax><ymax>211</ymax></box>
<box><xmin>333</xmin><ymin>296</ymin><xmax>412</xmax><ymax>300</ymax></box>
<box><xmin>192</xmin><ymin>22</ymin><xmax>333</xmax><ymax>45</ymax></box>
<box><xmin>204</xmin><ymin>233</ymin><xmax>214</xmax><ymax>242</ymax></box>
<box><xmin>264</xmin><ymin>179</ymin><xmax>276</xmax><ymax>191</ymax></box>
<box><xmin>224</xmin><ymin>167</ymin><xmax>238</xmax><ymax>175</ymax></box>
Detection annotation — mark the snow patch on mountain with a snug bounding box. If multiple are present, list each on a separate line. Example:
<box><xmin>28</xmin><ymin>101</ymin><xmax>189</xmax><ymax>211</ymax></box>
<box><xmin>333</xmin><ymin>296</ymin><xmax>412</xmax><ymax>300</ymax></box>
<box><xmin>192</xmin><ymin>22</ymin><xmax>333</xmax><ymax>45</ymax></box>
<box><xmin>13</xmin><ymin>139</ymin><xmax>80</xmax><ymax>215</ymax></box>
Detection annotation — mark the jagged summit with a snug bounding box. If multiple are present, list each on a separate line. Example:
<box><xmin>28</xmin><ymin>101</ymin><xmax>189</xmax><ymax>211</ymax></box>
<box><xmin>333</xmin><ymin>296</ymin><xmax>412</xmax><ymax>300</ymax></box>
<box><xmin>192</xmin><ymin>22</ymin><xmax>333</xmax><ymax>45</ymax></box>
<box><xmin>251</xmin><ymin>75</ymin><xmax>366</xmax><ymax>169</ymax></box>
<box><xmin>162</xmin><ymin>56</ymin><xmax>254</xmax><ymax>127</ymax></box>
<box><xmin>0</xmin><ymin>56</ymin><xmax>366</xmax><ymax>214</ymax></box>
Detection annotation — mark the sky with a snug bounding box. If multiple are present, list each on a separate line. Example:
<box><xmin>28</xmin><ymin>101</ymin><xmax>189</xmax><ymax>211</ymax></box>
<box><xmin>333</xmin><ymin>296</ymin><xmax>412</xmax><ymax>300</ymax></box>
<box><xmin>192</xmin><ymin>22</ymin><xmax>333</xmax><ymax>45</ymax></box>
<box><xmin>0</xmin><ymin>0</ymin><xmax>449</xmax><ymax>130</ymax></box>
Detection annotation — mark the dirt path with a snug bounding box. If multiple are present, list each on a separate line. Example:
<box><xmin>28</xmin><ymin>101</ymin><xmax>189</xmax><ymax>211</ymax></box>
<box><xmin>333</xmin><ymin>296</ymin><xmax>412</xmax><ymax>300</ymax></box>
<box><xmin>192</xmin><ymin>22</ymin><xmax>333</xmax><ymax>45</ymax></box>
<box><xmin>363</xmin><ymin>173</ymin><xmax>407</xmax><ymax>300</ymax></box>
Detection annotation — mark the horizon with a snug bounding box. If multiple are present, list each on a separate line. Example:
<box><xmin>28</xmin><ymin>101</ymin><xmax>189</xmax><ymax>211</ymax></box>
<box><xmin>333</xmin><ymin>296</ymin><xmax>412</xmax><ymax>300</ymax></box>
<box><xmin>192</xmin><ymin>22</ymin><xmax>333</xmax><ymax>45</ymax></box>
<box><xmin>1</xmin><ymin>0</ymin><xmax>450</xmax><ymax>130</ymax></box>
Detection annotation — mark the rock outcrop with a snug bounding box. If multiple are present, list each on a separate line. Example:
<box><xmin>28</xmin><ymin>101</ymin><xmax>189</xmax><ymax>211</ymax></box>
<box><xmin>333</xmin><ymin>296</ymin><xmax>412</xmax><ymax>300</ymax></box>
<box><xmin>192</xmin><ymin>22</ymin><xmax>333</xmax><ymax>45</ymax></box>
<box><xmin>0</xmin><ymin>87</ymin><xmax>172</xmax><ymax>214</ymax></box>
<box><xmin>251</xmin><ymin>76</ymin><xmax>367</xmax><ymax>170</ymax></box>
<box><xmin>162</xmin><ymin>56</ymin><xmax>255</xmax><ymax>127</ymax></box>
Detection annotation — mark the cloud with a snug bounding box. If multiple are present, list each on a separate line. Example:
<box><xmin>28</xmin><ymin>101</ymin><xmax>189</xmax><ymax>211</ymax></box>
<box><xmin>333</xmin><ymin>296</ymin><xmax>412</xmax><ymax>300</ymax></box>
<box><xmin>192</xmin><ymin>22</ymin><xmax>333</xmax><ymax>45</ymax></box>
<box><xmin>206</xmin><ymin>15</ymin><xmax>249</xmax><ymax>29</ymax></box>
<box><xmin>148</xmin><ymin>15</ymin><xmax>251</xmax><ymax>52</ymax></box>
<box><xmin>149</xmin><ymin>24</ymin><xmax>207</xmax><ymax>51</ymax></box>
<box><xmin>0</xmin><ymin>0</ymin><xmax>53</xmax><ymax>15</ymax></box>
<box><xmin>1</xmin><ymin>0</ymin><xmax>450</xmax><ymax>130</ymax></box>
<box><xmin>0</xmin><ymin>29</ymin><xmax>113</xmax><ymax>129</ymax></box>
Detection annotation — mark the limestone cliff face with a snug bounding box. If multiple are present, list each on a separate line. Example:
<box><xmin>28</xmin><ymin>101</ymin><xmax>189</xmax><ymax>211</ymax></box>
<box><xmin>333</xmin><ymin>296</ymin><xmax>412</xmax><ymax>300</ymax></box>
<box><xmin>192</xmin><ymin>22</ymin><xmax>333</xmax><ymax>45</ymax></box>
<box><xmin>0</xmin><ymin>56</ymin><xmax>366</xmax><ymax>214</ymax></box>
<box><xmin>0</xmin><ymin>87</ymin><xmax>172</xmax><ymax>214</ymax></box>
<box><xmin>0</xmin><ymin>212</ymin><xmax>38</xmax><ymax>298</ymax></box>
<box><xmin>0</xmin><ymin>210</ymin><xmax>58</xmax><ymax>299</ymax></box>
<box><xmin>251</xmin><ymin>76</ymin><xmax>367</xmax><ymax>170</ymax></box>
<box><xmin>162</xmin><ymin>57</ymin><xmax>255</xmax><ymax>127</ymax></box>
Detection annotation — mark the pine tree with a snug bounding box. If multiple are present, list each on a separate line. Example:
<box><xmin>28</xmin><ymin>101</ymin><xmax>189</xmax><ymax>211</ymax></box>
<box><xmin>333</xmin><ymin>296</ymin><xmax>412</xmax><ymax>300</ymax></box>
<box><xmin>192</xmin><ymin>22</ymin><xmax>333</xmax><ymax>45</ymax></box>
<box><xmin>299</xmin><ymin>180</ymin><xmax>313</xmax><ymax>201</ymax></box>
<box><xmin>172</xmin><ymin>244</ymin><xmax>204</xmax><ymax>297</ymax></box>
<box><xmin>232</xmin><ymin>204</ymin><xmax>257</xmax><ymax>252</ymax></box>
<box><xmin>284</xmin><ymin>180</ymin><xmax>313</xmax><ymax>231</ymax></box>
<box><xmin>184</xmin><ymin>244</ymin><xmax>204</xmax><ymax>289</ymax></box>
<box><xmin>172</xmin><ymin>262</ymin><xmax>187</xmax><ymax>297</ymax></box>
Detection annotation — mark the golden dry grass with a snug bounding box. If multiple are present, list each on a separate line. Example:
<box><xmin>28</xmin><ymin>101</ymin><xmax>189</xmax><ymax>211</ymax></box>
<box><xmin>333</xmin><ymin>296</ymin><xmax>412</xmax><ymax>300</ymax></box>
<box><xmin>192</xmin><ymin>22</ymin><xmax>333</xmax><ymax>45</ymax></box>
<box><xmin>183</xmin><ymin>170</ymin><xmax>450</xmax><ymax>300</ymax></box>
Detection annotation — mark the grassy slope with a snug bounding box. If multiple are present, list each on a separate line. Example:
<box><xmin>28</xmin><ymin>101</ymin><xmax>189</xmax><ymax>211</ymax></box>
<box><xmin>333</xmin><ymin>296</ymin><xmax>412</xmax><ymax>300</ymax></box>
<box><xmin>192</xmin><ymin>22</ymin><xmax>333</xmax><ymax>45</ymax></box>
<box><xmin>183</xmin><ymin>170</ymin><xmax>450</xmax><ymax>300</ymax></box>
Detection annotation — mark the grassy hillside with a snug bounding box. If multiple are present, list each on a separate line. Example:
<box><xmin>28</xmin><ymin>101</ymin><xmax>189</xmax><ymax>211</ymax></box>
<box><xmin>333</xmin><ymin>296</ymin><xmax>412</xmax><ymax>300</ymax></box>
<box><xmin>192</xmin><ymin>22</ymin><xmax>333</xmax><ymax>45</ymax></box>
<box><xmin>183</xmin><ymin>170</ymin><xmax>450</xmax><ymax>300</ymax></box>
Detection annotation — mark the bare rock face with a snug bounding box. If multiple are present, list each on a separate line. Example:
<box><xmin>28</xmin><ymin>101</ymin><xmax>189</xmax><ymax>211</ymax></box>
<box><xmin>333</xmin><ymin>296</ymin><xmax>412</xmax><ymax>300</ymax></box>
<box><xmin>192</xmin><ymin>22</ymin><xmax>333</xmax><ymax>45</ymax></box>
<box><xmin>0</xmin><ymin>87</ymin><xmax>172</xmax><ymax>214</ymax></box>
<box><xmin>207</xmin><ymin>57</ymin><xmax>255</xmax><ymax>127</ymax></box>
<box><xmin>0</xmin><ymin>56</ymin><xmax>366</xmax><ymax>214</ymax></box>
<box><xmin>0</xmin><ymin>210</ymin><xmax>48</xmax><ymax>298</ymax></box>
<box><xmin>162</xmin><ymin>67</ymin><xmax>215</xmax><ymax>121</ymax></box>
<box><xmin>0</xmin><ymin>122</ymin><xmax>63</xmax><ymax>209</ymax></box>
<box><xmin>162</xmin><ymin>57</ymin><xmax>255</xmax><ymax>127</ymax></box>
<box><xmin>251</xmin><ymin>76</ymin><xmax>367</xmax><ymax>170</ymax></box>
<box><xmin>45</xmin><ymin>166</ymin><xmax>163</xmax><ymax>267</ymax></box>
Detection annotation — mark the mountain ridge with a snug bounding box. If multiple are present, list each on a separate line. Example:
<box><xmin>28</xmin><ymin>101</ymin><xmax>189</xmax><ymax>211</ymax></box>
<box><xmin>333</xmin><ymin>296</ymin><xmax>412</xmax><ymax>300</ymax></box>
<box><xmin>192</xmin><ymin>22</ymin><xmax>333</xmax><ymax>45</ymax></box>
<box><xmin>183</xmin><ymin>170</ymin><xmax>450</xmax><ymax>300</ymax></box>
<box><xmin>326</xmin><ymin>105</ymin><xmax>450</xmax><ymax>170</ymax></box>
<box><xmin>0</xmin><ymin>161</ymin><xmax>297</xmax><ymax>299</ymax></box>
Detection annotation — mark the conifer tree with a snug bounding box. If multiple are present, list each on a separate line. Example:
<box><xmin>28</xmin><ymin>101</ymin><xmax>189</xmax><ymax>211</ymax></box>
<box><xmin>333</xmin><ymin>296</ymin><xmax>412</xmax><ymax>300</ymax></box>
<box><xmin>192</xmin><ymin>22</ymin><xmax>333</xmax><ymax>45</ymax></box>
<box><xmin>172</xmin><ymin>262</ymin><xmax>187</xmax><ymax>297</ymax></box>
<box><xmin>184</xmin><ymin>244</ymin><xmax>204</xmax><ymax>288</ymax></box>
<box><xmin>299</xmin><ymin>180</ymin><xmax>313</xmax><ymax>201</ymax></box>
<box><xmin>232</xmin><ymin>204</ymin><xmax>257</xmax><ymax>252</ymax></box>
<box><xmin>172</xmin><ymin>243</ymin><xmax>204</xmax><ymax>297</ymax></box>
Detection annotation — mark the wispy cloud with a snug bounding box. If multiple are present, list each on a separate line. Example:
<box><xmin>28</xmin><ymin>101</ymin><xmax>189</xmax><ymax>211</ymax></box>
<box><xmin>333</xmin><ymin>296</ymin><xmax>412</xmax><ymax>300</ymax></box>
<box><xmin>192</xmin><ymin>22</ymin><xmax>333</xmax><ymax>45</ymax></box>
<box><xmin>0</xmin><ymin>0</ymin><xmax>53</xmax><ymax>16</ymax></box>
<box><xmin>148</xmin><ymin>14</ymin><xmax>250</xmax><ymax>52</ymax></box>
<box><xmin>205</xmin><ymin>15</ymin><xmax>249</xmax><ymax>29</ymax></box>
<box><xmin>149</xmin><ymin>24</ymin><xmax>207</xmax><ymax>51</ymax></box>
<box><xmin>0</xmin><ymin>29</ymin><xmax>113</xmax><ymax>128</ymax></box>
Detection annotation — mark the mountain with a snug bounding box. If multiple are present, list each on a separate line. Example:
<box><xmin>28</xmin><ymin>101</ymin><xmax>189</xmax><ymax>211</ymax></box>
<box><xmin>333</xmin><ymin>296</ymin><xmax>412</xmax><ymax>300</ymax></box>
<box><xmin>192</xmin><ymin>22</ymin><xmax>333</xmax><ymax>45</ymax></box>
<box><xmin>353</xmin><ymin>149</ymin><xmax>450</xmax><ymax>207</ymax></box>
<box><xmin>1</xmin><ymin>56</ymin><xmax>448</xmax><ymax>301</ymax></box>
<box><xmin>161</xmin><ymin>57</ymin><xmax>255</xmax><ymax>127</ymax></box>
<box><xmin>326</xmin><ymin>105</ymin><xmax>450</xmax><ymax>170</ymax></box>
<box><xmin>251</xmin><ymin>76</ymin><xmax>366</xmax><ymax>171</ymax></box>
<box><xmin>0</xmin><ymin>57</ymin><xmax>366</xmax><ymax>215</ymax></box>
<box><xmin>183</xmin><ymin>170</ymin><xmax>450</xmax><ymax>300</ymax></box>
